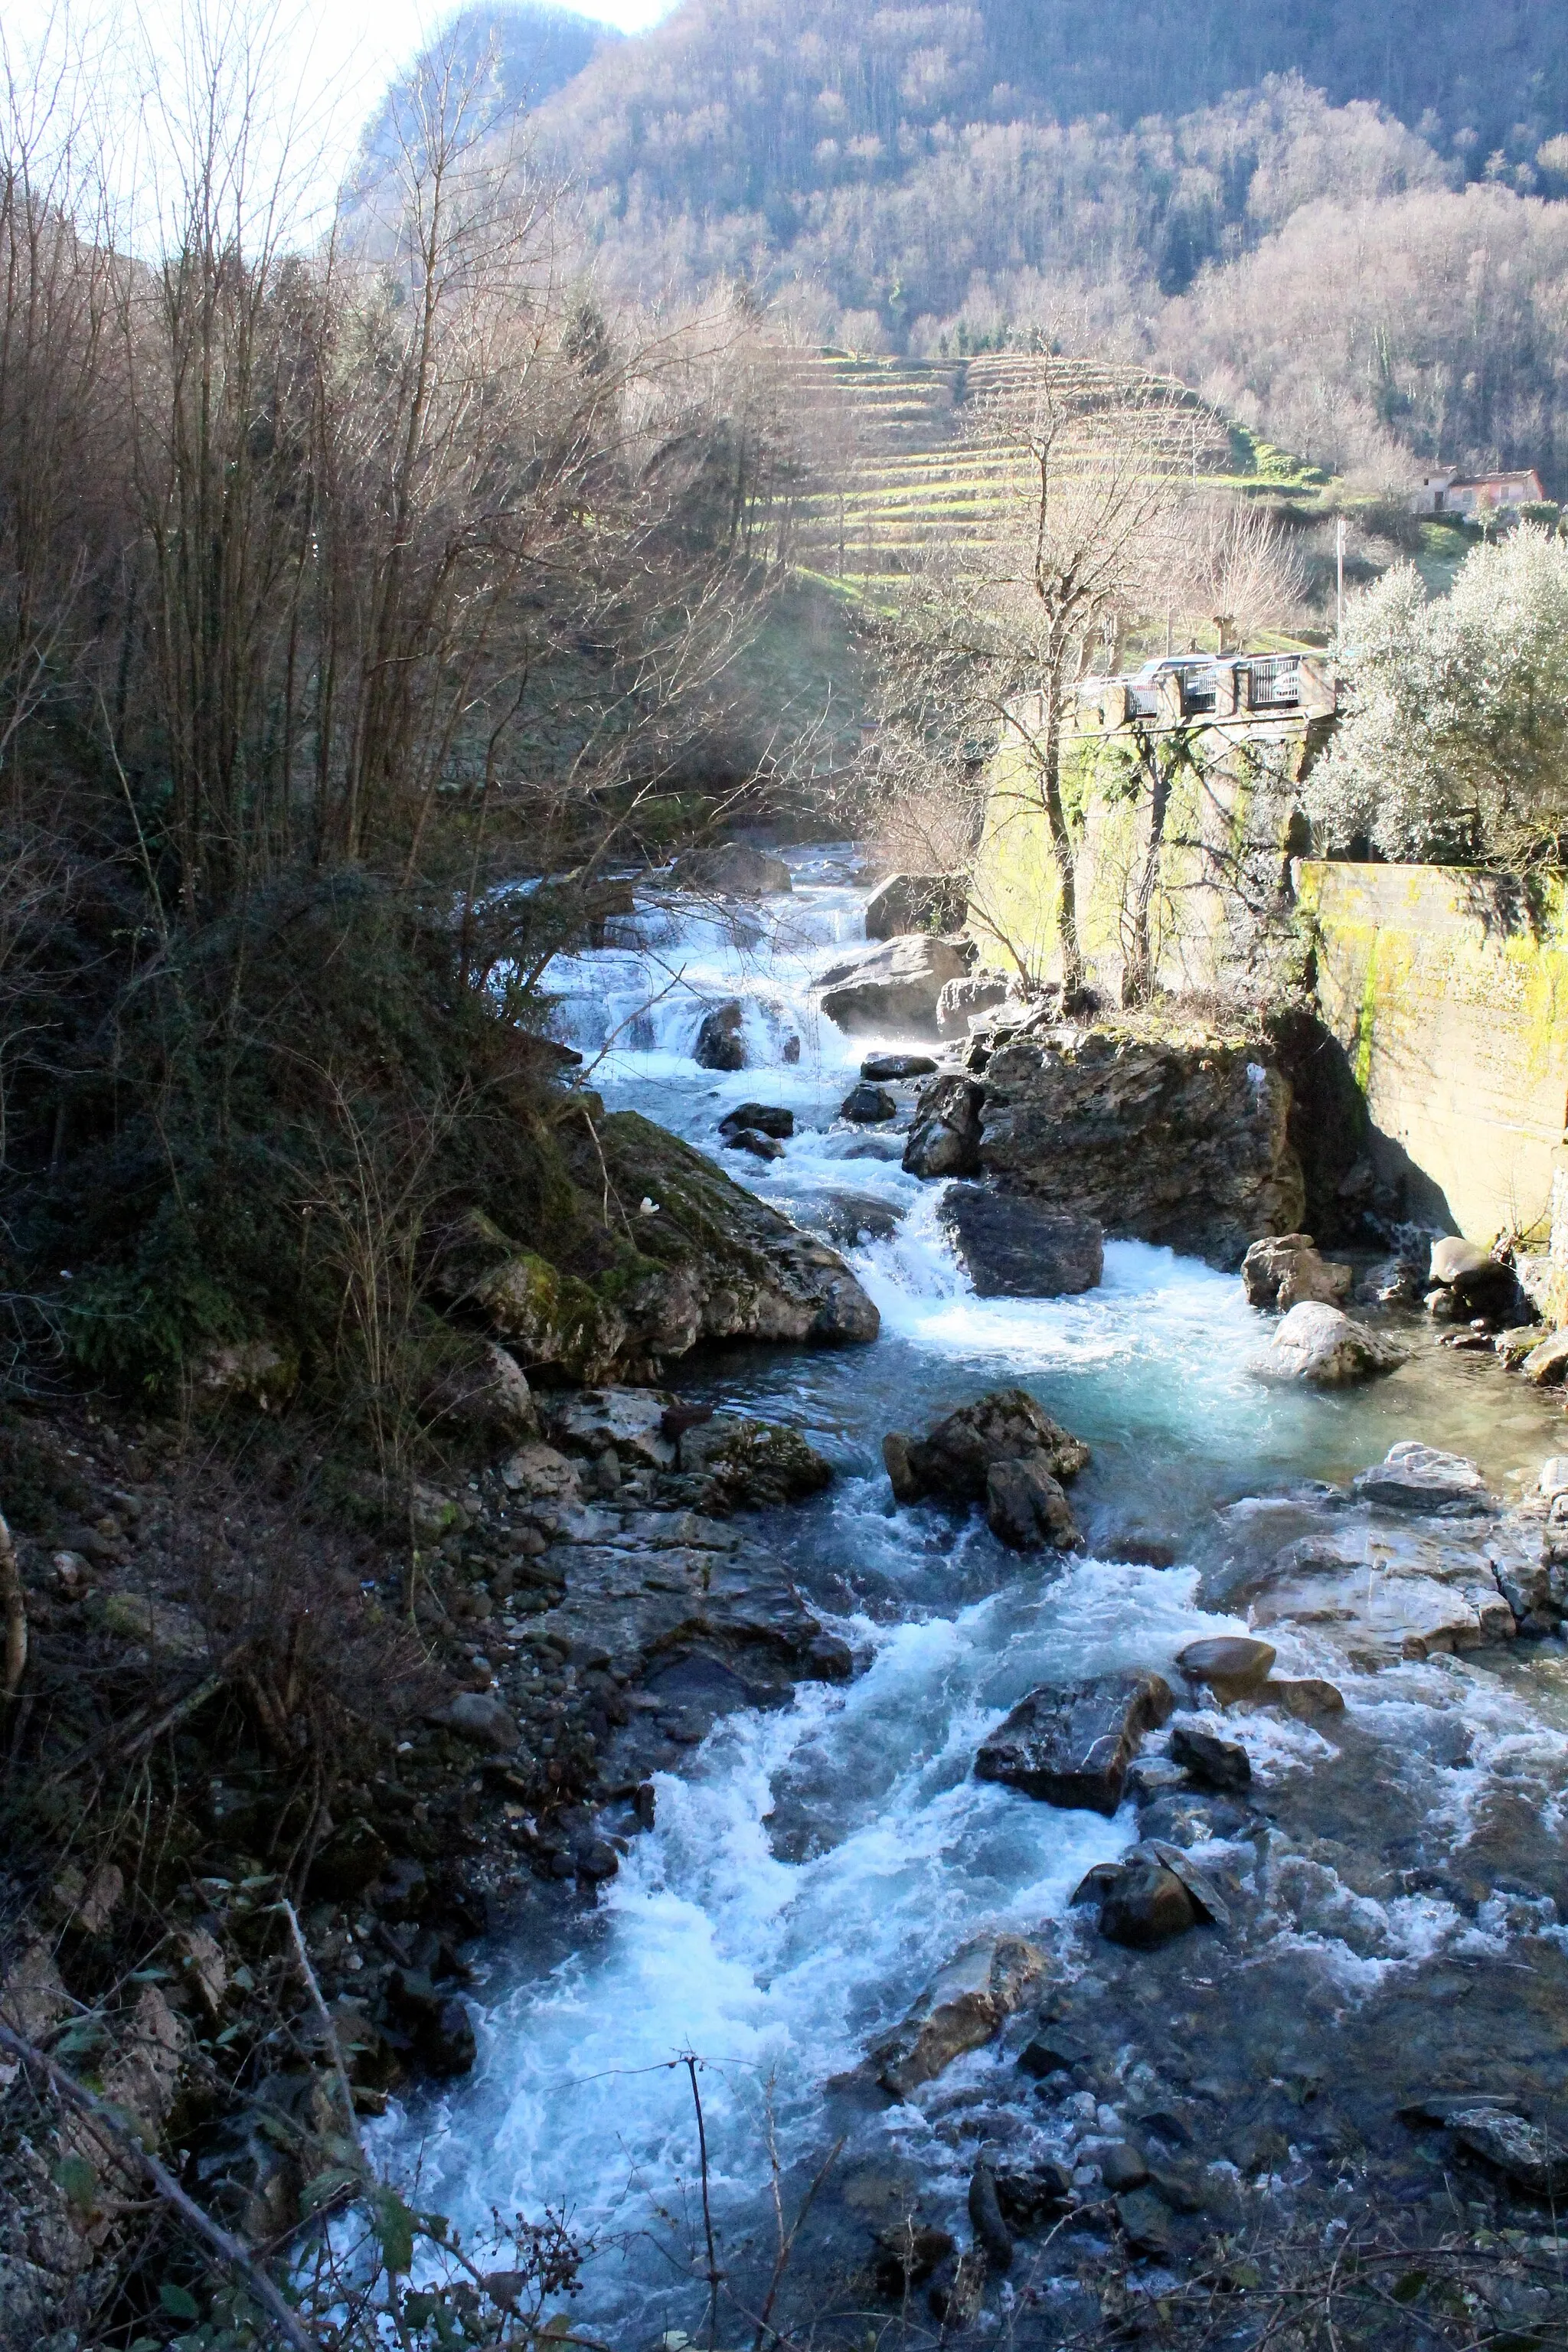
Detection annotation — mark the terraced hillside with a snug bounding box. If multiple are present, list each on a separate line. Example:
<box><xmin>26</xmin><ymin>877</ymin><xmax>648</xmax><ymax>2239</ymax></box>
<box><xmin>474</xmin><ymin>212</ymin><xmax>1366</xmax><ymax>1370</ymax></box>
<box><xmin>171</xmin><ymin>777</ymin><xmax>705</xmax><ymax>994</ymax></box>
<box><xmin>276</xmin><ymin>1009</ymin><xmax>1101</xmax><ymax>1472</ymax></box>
<box><xmin>785</xmin><ymin>350</ymin><xmax>1237</xmax><ymax>588</ymax></box>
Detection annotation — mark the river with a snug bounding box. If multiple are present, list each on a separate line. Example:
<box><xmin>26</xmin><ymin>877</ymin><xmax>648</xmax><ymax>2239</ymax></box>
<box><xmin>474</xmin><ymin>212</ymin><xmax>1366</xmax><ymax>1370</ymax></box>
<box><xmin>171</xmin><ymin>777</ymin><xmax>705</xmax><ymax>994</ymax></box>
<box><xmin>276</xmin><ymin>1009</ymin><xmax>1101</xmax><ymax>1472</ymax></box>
<box><xmin>383</xmin><ymin>846</ymin><xmax>1568</xmax><ymax>2339</ymax></box>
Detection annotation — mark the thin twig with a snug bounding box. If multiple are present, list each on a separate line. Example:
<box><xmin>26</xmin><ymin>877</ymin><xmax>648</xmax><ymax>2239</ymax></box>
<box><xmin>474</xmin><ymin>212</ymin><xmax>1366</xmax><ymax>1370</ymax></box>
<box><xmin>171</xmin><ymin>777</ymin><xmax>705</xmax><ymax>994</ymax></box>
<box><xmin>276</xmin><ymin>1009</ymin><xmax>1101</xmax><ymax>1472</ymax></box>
<box><xmin>683</xmin><ymin>2051</ymin><xmax>724</xmax><ymax>2350</ymax></box>
<box><xmin>278</xmin><ymin>1899</ymin><xmax>365</xmax><ymax>2162</ymax></box>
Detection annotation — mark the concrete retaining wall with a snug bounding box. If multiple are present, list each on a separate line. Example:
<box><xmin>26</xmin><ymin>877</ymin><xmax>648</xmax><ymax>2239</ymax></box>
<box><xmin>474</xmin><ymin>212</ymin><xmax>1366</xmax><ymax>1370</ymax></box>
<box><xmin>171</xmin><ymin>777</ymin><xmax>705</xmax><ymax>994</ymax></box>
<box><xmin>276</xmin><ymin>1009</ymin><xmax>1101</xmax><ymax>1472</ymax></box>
<box><xmin>1296</xmin><ymin>862</ymin><xmax>1568</xmax><ymax>1246</ymax></box>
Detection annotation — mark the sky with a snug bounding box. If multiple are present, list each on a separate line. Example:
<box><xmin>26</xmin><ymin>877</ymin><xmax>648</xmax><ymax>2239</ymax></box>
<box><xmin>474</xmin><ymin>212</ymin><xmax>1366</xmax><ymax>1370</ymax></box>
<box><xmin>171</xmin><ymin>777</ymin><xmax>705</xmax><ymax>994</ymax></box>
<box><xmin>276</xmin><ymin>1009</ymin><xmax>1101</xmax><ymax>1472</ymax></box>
<box><xmin>2</xmin><ymin>2</ymin><xmax>680</xmax><ymax>232</ymax></box>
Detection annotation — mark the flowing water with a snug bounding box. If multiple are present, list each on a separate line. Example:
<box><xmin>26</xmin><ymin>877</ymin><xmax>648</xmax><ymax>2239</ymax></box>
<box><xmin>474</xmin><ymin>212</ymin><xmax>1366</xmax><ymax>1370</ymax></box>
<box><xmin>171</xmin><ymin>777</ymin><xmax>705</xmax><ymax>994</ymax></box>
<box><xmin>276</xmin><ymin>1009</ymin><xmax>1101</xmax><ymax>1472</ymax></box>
<box><xmin>384</xmin><ymin>847</ymin><xmax>1568</xmax><ymax>2331</ymax></box>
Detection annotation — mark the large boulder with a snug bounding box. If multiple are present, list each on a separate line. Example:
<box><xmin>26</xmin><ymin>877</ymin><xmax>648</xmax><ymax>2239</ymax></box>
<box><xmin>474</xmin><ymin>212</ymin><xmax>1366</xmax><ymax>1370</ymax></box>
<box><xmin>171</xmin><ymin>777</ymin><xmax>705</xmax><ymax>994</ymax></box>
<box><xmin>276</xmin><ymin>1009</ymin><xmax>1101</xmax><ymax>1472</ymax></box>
<box><xmin>939</xmin><ymin>1187</ymin><xmax>1103</xmax><ymax>1298</ymax></box>
<box><xmin>864</xmin><ymin>871</ymin><xmax>968</xmax><ymax>940</ymax></box>
<box><xmin>984</xmin><ymin>1457</ymin><xmax>1083</xmax><ymax>1551</ymax></box>
<box><xmin>841</xmin><ymin>1082</ymin><xmax>897</xmax><ymax>1124</ymax></box>
<box><xmin>1247</xmin><ymin>1301</ymin><xmax>1406</xmax><ymax>1386</ymax></box>
<box><xmin>718</xmin><ymin>1102</ymin><xmax>794</xmax><ymax>1140</ymax></box>
<box><xmin>872</xmin><ymin>1934</ymin><xmax>1047</xmax><ymax>2099</ymax></box>
<box><xmin>1426</xmin><ymin>1236</ymin><xmax>1521</xmax><ymax>1321</ymax></box>
<box><xmin>975</xmin><ymin>1024</ymin><xmax>1305</xmax><ymax>1267</ymax></box>
<box><xmin>975</xmin><ymin>1671</ymin><xmax>1174</xmax><ymax>1815</ymax></box>
<box><xmin>670</xmin><ymin>841</ymin><xmax>792</xmax><ymax>897</ymax></box>
<box><xmin>1240</xmin><ymin>1234</ymin><xmax>1352</xmax><ymax>1312</ymax></box>
<box><xmin>903</xmin><ymin>1074</ymin><xmax>985</xmax><ymax>1178</ymax></box>
<box><xmin>1352</xmin><ymin>1442</ymin><xmax>1492</xmax><ymax>1515</ymax></box>
<box><xmin>817</xmin><ymin>936</ymin><xmax>969</xmax><ymax>1035</ymax></box>
<box><xmin>544</xmin><ymin>1387</ymin><xmax>677</xmax><ymax>1470</ymax></box>
<box><xmin>463</xmin><ymin>1113</ymin><xmax>880</xmax><ymax>1380</ymax></box>
<box><xmin>678</xmin><ymin>1416</ymin><xmax>835</xmax><ymax>1511</ymax></box>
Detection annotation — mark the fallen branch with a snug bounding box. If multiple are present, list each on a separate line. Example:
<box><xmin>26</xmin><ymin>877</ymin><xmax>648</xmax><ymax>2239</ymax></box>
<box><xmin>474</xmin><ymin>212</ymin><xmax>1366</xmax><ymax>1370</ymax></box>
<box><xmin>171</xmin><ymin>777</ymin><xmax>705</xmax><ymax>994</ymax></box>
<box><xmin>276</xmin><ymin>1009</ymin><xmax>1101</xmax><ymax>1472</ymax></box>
<box><xmin>278</xmin><ymin>1898</ymin><xmax>365</xmax><ymax>2163</ymax></box>
<box><xmin>41</xmin><ymin>1642</ymin><xmax>251</xmax><ymax>1788</ymax></box>
<box><xmin>0</xmin><ymin>2018</ymin><xmax>319</xmax><ymax>2352</ymax></box>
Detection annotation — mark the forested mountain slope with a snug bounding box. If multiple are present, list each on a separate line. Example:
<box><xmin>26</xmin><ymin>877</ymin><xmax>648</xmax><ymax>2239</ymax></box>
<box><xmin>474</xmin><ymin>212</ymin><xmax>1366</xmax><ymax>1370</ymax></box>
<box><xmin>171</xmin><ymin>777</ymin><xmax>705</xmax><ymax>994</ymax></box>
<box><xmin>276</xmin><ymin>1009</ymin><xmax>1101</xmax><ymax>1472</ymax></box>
<box><xmin>386</xmin><ymin>3</ymin><xmax>1568</xmax><ymax>488</ymax></box>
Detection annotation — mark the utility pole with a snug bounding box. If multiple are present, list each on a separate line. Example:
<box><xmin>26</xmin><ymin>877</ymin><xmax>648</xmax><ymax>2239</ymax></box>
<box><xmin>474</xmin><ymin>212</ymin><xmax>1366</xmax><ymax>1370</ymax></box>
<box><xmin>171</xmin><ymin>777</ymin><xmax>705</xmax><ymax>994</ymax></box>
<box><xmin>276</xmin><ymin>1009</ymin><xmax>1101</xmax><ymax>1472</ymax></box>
<box><xmin>1335</xmin><ymin>515</ymin><xmax>1346</xmax><ymax>646</ymax></box>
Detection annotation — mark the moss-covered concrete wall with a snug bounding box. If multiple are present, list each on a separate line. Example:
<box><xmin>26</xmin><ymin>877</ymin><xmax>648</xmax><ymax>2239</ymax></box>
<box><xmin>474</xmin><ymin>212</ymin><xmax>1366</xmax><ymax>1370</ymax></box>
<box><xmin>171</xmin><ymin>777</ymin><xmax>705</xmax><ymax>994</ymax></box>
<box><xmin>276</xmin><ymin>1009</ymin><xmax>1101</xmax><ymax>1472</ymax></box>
<box><xmin>1298</xmin><ymin>862</ymin><xmax>1568</xmax><ymax>1246</ymax></box>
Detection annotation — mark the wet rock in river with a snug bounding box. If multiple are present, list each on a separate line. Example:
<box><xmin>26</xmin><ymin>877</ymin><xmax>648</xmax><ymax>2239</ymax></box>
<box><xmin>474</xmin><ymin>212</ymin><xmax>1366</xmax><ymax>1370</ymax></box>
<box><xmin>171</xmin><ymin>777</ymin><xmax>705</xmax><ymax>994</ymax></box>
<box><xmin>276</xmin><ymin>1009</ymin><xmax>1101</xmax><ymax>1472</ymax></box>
<box><xmin>861</xmin><ymin>1051</ymin><xmax>936</xmax><ymax>1081</ymax></box>
<box><xmin>817</xmin><ymin>934</ymin><xmax>969</xmax><ymax>1034</ymax></box>
<box><xmin>871</xmin><ymin>2221</ymin><xmax>956</xmax><ymax>2297</ymax></box>
<box><xmin>1098</xmin><ymin>1860</ymin><xmax>1199</xmax><ymax>1949</ymax></box>
<box><xmin>1353</xmin><ymin>1441</ymin><xmax>1492</xmax><ymax>1515</ymax></box>
<box><xmin>679</xmin><ymin>1415</ymin><xmax>835</xmax><ymax>1510</ymax></box>
<box><xmin>975</xmin><ymin>1671</ymin><xmax>1174</xmax><ymax>1815</ymax></box>
<box><xmin>873</xmin><ymin>1933</ymin><xmax>1049</xmax><ymax>2098</ymax></box>
<box><xmin>1175</xmin><ymin>1636</ymin><xmax>1276</xmax><ymax>1701</ymax></box>
<box><xmin>938</xmin><ymin>1185</ymin><xmax>1104</xmax><ymax>1298</ymax></box>
<box><xmin>806</xmin><ymin>1191</ymin><xmax>903</xmax><ymax>1248</ymax></box>
<box><xmin>1247</xmin><ymin>1301</ymin><xmax>1406</xmax><ymax>1385</ymax></box>
<box><xmin>968</xmin><ymin>2161</ymin><xmax>1013</xmax><ymax>2272</ymax></box>
<box><xmin>984</xmin><ymin>1457</ymin><xmax>1083</xmax><ymax>1553</ymax></box>
<box><xmin>993</xmin><ymin>2158</ymin><xmax>1074</xmax><ymax>2223</ymax></box>
<box><xmin>1521</xmin><ymin>1326</ymin><xmax>1568</xmax><ymax>1385</ymax></box>
<box><xmin>902</xmin><ymin>1073</ymin><xmax>984</xmax><ymax>1178</ymax></box>
<box><xmin>884</xmin><ymin>1387</ymin><xmax>1090</xmax><ymax>1509</ymax></box>
<box><xmin>718</xmin><ymin>1102</ymin><xmax>794</xmax><ymax>1139</ymax></box>
<box><xmin>724</xmin><ymin>1127</ymin><xmax>785</xmax><ymax>1161</ymax></box>
<box><xmin>1262</xmin><ymin>1675</ymin><xmax>1346</xmax><ymax>1720</ymax></box>
<box><xmin>1239</xmin><ymin>1520</ymin><xmax>1517</xmax><ymax>1662</ymax></box>
<box><xmin>694</xmin><ymin>1000</ymin><xmax>747</xmax><ymax>1070</ymax></box>
<box><xmin>1018</xmin><ymin>2022</ymin><xmax>1093</xmax><ymax>2079</ymax></box>
<box><xmin>841</xmin><ymin>1081</ymin><xmax>897</xmax><ymax>1124</ymax></box>
<box><xmin>1169</xmin><ymin>1722</ymin><xmax>1251</xmax><ymax>1791</ymax></box>
<box><xmin>1240</xmin><ymin>1233</ymin><xmax>1352</xmax><ymax>1311</ymax></box>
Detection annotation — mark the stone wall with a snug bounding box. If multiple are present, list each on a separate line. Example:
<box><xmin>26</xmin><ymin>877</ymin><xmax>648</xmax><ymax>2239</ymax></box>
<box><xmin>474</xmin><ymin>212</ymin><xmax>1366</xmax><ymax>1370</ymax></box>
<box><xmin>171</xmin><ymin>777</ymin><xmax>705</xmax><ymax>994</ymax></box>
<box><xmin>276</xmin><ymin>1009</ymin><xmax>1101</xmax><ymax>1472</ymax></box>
<box><xmin>1297</xmin><ymin>862</ymin><xmax>1568</xmax><ymax>1246</ymax></box>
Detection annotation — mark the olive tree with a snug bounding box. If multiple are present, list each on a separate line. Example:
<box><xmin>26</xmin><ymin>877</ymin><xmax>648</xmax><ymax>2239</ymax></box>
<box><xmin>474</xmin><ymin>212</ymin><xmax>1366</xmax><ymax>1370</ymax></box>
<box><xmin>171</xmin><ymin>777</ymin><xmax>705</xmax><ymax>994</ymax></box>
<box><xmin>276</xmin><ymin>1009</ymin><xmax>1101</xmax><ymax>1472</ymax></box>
<box><xmin>1307</xmin><ymin>524</ymin><xmax>1568</xmax><ymax>867</ymax></box>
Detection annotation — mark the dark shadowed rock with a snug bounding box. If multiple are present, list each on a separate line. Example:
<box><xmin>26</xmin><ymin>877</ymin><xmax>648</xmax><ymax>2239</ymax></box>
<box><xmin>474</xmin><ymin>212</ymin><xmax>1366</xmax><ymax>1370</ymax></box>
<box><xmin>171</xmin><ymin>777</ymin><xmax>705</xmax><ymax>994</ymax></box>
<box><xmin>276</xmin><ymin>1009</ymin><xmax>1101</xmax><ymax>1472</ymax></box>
<box><xmin>864</xmin><ymin>871</ymin><xmax>968</xmax><ymax>940</ymax></box>
<box><xmin>903</xmin><ymin>1073</ymin><xmax>985</xmax><ymax>1177</ymax></box>
<box><xmin>939</xmin><ymin>1187</ymin><xmax>1104</xmax><ymax>1297</ymax></box>
<box><xmin>1447</xmin><ymin>2109</ymin><xmax>1568</xmax><ymax>2196</ymax></box>
<box><xmin>1101</xmin><ymin>2143</ymin><xmax>1149</xmax><ymax>2193</ymax></box>
<box><xmin>805</xmin><ymin>1191</ymin><xmax>903</xmax><ymax>1248</ymax></box>
<box><xmin>1116</xmin><ymin>2186</ymin><xmax>1177</xmax><ymax>2257</ymax></box>
<box><xmin>718</xmin><ymin>1102</ymin><xmax>794</xmax><ymax>1139</ymax></box>
<box><xmin>862</xmin><ymin>1051</ymin><xmax>938</xmax><ymax>1081</ymax></box>
<box><xmin>818</xmin><ymin>935</ymin><xmax>969</xmax><ymax>1034</ymax></box>
<box><xmin>985</xmin><ymin>1458</ymin><xmax>1082</xmax><ymax>1552</ymax></box>
<box><xmin>435</xmin><ymin>1693</ymin><xmax>520</xmax><ymax>1752</ymax></box>
<box><xmin>974</xmin><ymin>1671</ymin><xmax>1174</xmax><ymax>1815</ymax></box>
<box><xmin>884</xmin><ymin>1387</ymin><xmax>1090</xmax><ymax>1504</ymax></box>
<box><xmin>873</xmin><ymin>1933</ymin><xmax>1048</xmax><ymax>2098</ymax></box>
<box><xmin>724</xmin><ymin>1128</ymin><xmax>785</xmax><ymax>1161</ymax></box>
<box><xmin>1170</xmin><ymin>1722</ymin><xmax>1251</xmax><ymax>1792</ymax></box>
<box><xmin>694</xmin><ymin>1001</ymin><xmax>746</xmax><ymax>1070</ymax></box>
<box><xmin>872</xmin><ymin>2223</ymin><xmax>956</xmax><ymax>2298</ymax></box>
<box><xmin>671</xmin><ymin>841</ymin><xmax>792</xmax><ymax>897</ymax></box>
<box><xmin>993</xmin><ymin>2159</ymin><xmax>1074</xmax><ymax>2223</ymax></box>
<box><xmin>1099</xmin><ymin>1861</ymin><xmax>1198</xmax><ymax>1949</ymax></box>
<box><xmin>841</xmin><ymin>1082</ymin><xmax>897</xmax><ymax>1124</ymax></box>
<box><xmin>1263</xmin><ymin>1675</ymin><xmax>1346</xmax><ymax>1720</ymax></box>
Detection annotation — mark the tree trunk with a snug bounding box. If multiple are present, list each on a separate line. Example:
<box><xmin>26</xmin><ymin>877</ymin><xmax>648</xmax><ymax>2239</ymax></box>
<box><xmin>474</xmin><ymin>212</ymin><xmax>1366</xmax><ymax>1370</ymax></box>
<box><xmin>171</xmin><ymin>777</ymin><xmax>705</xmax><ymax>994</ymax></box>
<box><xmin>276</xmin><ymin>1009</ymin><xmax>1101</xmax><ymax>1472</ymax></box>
<box><xmin>1037</xmin><ymin>660</ymin><xmax>1084</xmax><ymax>990</ymax></box>
<box><xmin>1124</xmin><ymin>735</ymin><xmax>1171</xmax><ymax>1004</ymax></box>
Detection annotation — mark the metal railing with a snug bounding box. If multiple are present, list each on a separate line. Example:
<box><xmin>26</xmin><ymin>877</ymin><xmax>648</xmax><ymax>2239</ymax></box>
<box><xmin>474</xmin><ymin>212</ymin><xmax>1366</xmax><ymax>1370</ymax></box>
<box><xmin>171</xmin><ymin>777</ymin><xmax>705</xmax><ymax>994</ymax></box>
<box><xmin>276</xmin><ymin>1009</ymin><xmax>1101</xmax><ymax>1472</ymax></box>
<box><xmin>1245</xmin><ymin>653</ymin><xmax>1302</xmax><ymax>708</ymax></box>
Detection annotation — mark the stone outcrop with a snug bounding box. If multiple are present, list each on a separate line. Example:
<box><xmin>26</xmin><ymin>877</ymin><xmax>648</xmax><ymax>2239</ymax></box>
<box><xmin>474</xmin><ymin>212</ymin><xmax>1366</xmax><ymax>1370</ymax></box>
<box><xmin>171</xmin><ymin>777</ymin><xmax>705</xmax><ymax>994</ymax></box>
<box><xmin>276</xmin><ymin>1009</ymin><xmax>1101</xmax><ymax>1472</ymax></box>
<box><xmin>718</xmin><ymin>1102</ymin><xmax>794</xmax><ymax>1140</ymax></box>
<box><xmin>817</xmin><ymin>935</ymin><xmax>969</xmax><ymax>1034</ymax></box>
<box><xmin>872</xmin><ymin>1933</ymin><xmax>1048</xmax><ymax>2099</ymax></box>
<box><xmin>453</xmin><ymin>1115</ymin><xmax>878</xmax><ymax>1381</ymax></box>
<box><xmin>678</xmin><ymin>1416</ymin><xmax>835</xmax><ymax>1511</ymax></box>
<box><xmin>965</xmin><ymin>1022</ymin><xmax>1305</xmax><ymax>1267</ymax></box>
<box><xmin>670</xmin><ymin>841</ymin><xmax>792</xmax><ymax>897</ymax></box>
<box><xmin>937</xmin><ymin>1187</ymin><xmax>1103</xmax><ymax>1298</ymax></box>
<box><xmin>1240</xmin><ymin>1234</ymin><xmax>1353</xmax><ymax>1311</ymax></box>
<box><xmin>884</xmin><ymin>1387</ymin><xmax>1089</xmax><ymax>1551</ymax></box>
<box><xmin>975</xmin><ymin>1671</ymin><xmax>1174</xmax><ymax>1814</ymax></box>
<box><xmin>864</xmin><ymin>871</ymin><xmax>969</xmax><ymax>940</ymax></box>
<box><xmin>1247</xmin><ymin>1301</ymin><xmax>1406</xmax><ymax>1385</ymax></box>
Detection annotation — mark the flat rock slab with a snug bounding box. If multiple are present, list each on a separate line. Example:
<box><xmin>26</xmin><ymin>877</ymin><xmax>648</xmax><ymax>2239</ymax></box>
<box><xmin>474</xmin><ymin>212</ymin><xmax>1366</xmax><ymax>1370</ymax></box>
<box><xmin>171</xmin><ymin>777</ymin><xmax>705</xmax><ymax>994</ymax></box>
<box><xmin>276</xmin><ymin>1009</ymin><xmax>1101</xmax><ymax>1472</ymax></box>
<box><xmin>544</xmin><ymin>1387</ymin><xmax>678</xmax><ymax>1470</ymax></box>
<box><xmin>975</xmin><ymin>1671</ymin><xmax>1174</xmax><ymax>1815</ymax></box>
<box><xmin>938</xmin><ymin>1186</ymin><xmax>1103</xmax><ymax>1298</ymax></box>
<box><xmin>1240</xmin><ymin>1530</ymin><xmax>1515</xmax><ymax>1663</ymax></box>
